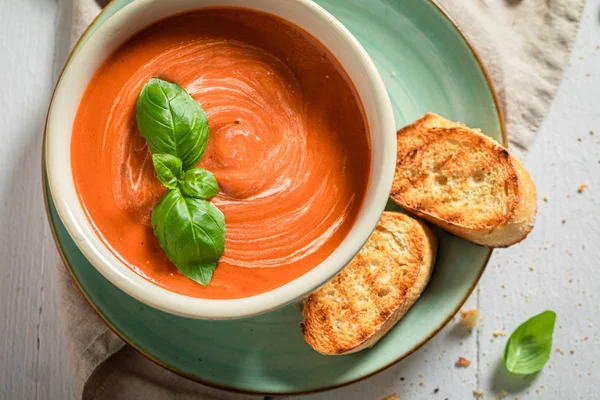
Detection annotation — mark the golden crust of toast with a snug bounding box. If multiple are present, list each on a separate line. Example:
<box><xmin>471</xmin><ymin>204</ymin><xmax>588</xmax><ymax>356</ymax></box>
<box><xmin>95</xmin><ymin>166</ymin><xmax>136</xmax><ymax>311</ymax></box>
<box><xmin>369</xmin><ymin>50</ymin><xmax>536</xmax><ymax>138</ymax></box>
<box><xmin>391</xmin><ymin>113</ymin><xmax>537</xmax><ymax>247</ymax></box>
<box><xmin>301</xmin><ymin>212</ymin><xmax>437</xmax><ymax>355</ymax></box>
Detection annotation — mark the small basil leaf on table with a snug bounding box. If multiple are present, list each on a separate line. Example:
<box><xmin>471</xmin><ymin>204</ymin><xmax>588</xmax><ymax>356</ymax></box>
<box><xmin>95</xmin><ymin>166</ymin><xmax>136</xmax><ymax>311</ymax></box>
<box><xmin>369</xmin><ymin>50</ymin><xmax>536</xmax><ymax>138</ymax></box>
<box><xmin>136</xmin><ymin>78</ymin><xmax>209</xmax><ymax>170</ymax></box>
<box><xmin>151</xmin><ymin>188</ymin><xmax>225</xmax><ymax>286</ymax></box>
<box><xmin>152</xmin><ymin>154</ymin><xmax>182</xmax><ymax>189</ymax></box>
<box><xmin>504</xmin><ymin>310</ymin><xmax>556</xmax><ymax>375</ymax></box>
<box><xmin>179</xmin><ymin>168</ymin><xmax>219</xmax><ymax>199</ymax></box>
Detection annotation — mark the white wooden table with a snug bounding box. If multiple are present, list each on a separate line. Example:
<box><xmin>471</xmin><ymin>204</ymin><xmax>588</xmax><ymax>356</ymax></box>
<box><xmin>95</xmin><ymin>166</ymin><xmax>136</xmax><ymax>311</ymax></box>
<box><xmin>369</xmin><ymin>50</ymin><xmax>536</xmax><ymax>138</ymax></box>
<box><xmin>1</xmin><ymin>0</ymin><xmax>599</xmax><ymax>399</ymax></box>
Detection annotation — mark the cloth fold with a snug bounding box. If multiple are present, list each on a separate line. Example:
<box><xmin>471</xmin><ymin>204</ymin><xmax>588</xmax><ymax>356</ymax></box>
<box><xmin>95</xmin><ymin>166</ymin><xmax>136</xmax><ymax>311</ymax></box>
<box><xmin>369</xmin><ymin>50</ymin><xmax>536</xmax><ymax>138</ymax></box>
<box><xmin>54</xmin><ymin>0</ymin><xmax>584</xmax><ymax>398</ymax></box>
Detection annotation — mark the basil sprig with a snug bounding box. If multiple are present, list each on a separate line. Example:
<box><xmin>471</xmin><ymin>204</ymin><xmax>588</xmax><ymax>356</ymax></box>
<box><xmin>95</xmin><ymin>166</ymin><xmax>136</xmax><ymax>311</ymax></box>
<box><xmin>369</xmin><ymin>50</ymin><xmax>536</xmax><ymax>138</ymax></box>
<box><xmin>504</xmin><ymin>310</ymin><xmax>556</xmax><ymax>375</ymax></box>
<box><xmin>137</xmin><ymin>78</ymin><xmax>225</xmax><ymax>286</ymax></box>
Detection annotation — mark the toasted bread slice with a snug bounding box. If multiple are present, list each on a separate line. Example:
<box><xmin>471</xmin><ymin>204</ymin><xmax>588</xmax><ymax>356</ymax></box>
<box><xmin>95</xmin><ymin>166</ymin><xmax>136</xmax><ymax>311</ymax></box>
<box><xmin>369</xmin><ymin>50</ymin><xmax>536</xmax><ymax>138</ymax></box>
<box><xmin>391</xmin><ymin>113</ymin><xmax>537</xmax><ymax>248</ymax></box>
<box><xmin>302</xmin><ymin>212</ymin><xmax>437</xmax><ymax>355</ymax></box>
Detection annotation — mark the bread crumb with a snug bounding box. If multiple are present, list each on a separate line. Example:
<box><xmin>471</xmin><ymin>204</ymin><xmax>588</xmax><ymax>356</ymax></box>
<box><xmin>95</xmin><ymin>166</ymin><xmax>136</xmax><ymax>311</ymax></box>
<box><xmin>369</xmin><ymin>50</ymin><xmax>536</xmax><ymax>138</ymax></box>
<box><xmin>543</xmin><ymin>196</ymin><xmax>549</xmax><ymax>202</ymax></box>
<box><xmin>571</xmin><ymin>349</ymin><xmax>575</xmax><ymax>354</ymax></box>
<box><xmin>556</xmin><ymin>348</ymin><xmax>564</xmax><ymax>354</ymax></box>
<box><xmin>578</xmin><ymin>137</ymin><xmax>583</xmax><ymax>142</ymax></box>
<box><xmin>382</xmin><ymin>395</ymin><xmax>400</xmax><ymax>400</ymax></box>
<box><xmin>584</xmin><ymin>336</ymin><xmax>589</xmax><ymax>341</ymax></box>
<box><xmin>499</xmin><ymin>390</ymin><xmax>508</xmax><ymax>399</ymax></box>
<box><xmin>456</xmin><ymin>357</ymin><xmax>472</xmax><ymax>367</ymax></box>
<box><xmin>493</xmin><ymin>330</ymin><xmax>507</xmax><ymax>337</ymax></box>
<box><xmin>579</xmin><ymin>56</ymin><xmax>584</xmax><ymax>60</ymax></box>
<box><xmin>460</xmin><ymin>309</ymin><xmax>480</xmax><ymax>329</ymax></box>
<box><xmin>586</xmin><ymin>73</ymin><xmax>591</xmax><ymax>77</ymax></box>
<box><xmin>529</xmin><ymin>266</ymin><xmax>535</xmax><ymax>271</ymax></box>
<box><xmin>590</xmin><ymin>130</ymin><xmax>595</xmax><ymax>135</ymax></box>
<box><xmin>419</xmin><ymin>381</ymin><xmax>424</xmax><ymax>387</ymax></box>
<box><xmin>473</xmin><ymin>389</ymin><xmax>485</xmax><ymax>399</ymax></box>
<box><xmin>578</xmin><ymin>184</ymin><xmax>588</xmax><ymax>193</ymax></box>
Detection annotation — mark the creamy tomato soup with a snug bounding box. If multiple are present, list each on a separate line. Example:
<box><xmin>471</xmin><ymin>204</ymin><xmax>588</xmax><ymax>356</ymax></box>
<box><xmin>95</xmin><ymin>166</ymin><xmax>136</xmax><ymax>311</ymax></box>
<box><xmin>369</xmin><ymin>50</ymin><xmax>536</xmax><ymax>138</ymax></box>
<box><xmin>71</xmin><ymin>8</ymin><xmax>371</xmax><ymax>299</ymax></box>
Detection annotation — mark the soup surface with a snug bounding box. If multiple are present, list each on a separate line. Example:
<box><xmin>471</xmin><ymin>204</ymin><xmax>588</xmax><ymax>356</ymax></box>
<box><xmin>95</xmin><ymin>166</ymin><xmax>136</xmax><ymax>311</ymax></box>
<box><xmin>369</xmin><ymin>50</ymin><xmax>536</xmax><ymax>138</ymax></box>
<box><xmin>71</xmin><ymin>8</ymin><xmax>371</xmax><ymax>299</ymax></box>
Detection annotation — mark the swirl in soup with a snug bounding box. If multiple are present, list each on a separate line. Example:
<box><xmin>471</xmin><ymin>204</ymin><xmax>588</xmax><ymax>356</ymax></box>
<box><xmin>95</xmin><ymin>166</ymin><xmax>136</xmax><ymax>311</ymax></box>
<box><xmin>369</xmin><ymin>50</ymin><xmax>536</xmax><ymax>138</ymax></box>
<box><xmin>71</xmin><ymin>8</ymin><xmax>371</xmax><ymax>299</ymax></box>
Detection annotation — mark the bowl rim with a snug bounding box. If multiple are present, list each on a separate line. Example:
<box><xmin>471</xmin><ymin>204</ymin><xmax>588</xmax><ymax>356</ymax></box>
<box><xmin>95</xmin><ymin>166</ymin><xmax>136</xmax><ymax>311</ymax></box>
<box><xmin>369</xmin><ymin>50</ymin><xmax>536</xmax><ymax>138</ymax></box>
<box><xmin>42</xmin><ymin>0</ymin><xmax>508</xmax><ymax>394</ymax></box>
<box><xmin>44</xmin><ymin>0</ymin><xmax>397</xmax><ymax>319</ymax></box>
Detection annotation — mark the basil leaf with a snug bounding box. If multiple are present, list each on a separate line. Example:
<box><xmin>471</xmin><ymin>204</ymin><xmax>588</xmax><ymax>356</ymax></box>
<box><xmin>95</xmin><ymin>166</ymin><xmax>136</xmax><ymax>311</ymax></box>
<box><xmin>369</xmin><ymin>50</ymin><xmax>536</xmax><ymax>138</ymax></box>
<box><xmin>136</xmin><ymin>78</ymin><xmax>209</xmax><ymax>170</ymax></box>
<box><xmin>179</xmin><ymin>168</ymin><xmax>219</xmax><ymax>199</ymax></box>
<box><xmin>504</xmin><ymin>310</ymin><xmax>556</xmax><ymax>375</ymax></box>
<box><xmin>152</xmin><ymin>154</ymin><xmax>182</xmax><ymax>189</ymax></box>
<box><xmin>151</xmin><ymin>188</ymin><xmax>225</xmax><ymax>286</ymax></box>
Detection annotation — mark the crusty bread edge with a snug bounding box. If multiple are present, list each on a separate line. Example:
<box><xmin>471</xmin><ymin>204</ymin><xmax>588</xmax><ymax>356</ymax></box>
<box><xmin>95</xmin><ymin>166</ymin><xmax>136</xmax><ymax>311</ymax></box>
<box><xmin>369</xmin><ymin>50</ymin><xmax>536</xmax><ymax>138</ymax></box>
<box><xmin>335</xmin><ymin>214</ymin><xmax>438</xmax><ymax>355</ymax></box>
<box><xmin>476</xmin><ymin>155</ymin><xmax>537</xmax><ymax>247</ymax></box>
<box><xmin>393</xmin><ymin>113</ymin><xmax>537</xmax><ymax>248</ymax></box>
<box><xmin>395</xmin><ymin>153</ymin><xmax>536</xmax><ymax>248</ymax></box>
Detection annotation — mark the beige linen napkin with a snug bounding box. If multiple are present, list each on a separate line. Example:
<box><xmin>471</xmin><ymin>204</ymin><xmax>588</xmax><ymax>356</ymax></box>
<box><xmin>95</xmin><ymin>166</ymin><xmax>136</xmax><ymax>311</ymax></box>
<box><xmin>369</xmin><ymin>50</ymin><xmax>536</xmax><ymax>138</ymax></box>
<box><xmin>54</xmin><ymin>0</ymin><xmax>584</xmax><ymax>398</ymax></box>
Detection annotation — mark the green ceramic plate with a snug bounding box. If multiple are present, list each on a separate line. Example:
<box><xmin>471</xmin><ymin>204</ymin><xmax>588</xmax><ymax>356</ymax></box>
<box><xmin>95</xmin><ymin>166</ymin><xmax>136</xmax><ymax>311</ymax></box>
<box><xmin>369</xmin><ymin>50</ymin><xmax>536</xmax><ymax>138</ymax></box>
<box><xmin>44</xmin><ymin>0</ymin><xmax>506</xmax><ymax>395</ymax></box>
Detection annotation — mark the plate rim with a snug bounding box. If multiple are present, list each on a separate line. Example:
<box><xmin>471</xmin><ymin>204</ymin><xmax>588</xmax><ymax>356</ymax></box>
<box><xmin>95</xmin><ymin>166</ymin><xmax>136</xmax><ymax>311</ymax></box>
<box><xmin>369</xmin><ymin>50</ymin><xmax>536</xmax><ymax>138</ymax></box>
<box><xmin>42</xmin><ymin>0</ymin><xmax>507</xmax><ymax>395</ymax></box>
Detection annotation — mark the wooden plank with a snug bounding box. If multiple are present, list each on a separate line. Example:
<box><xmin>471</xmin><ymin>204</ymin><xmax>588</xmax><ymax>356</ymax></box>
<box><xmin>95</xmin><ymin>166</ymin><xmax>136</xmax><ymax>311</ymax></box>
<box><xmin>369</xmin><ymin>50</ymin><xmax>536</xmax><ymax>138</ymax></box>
<box><xmin>0</xmin><ymin>0</ymin><xmax>74</xmax><ymax>398</ymax></box>
<box><xmin>476</xmin><ymin>2</ymin><xmax>600</xmax><ymax>397</ymax></box>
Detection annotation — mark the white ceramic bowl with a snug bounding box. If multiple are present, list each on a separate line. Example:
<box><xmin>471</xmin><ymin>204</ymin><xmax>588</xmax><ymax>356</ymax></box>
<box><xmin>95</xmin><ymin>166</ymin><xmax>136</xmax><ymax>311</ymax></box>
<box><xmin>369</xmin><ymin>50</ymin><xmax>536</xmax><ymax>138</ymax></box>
<box><xmin>46</xmin><ymin>0</ymin><xmax>396</xmax><ymax>319</ymax></box>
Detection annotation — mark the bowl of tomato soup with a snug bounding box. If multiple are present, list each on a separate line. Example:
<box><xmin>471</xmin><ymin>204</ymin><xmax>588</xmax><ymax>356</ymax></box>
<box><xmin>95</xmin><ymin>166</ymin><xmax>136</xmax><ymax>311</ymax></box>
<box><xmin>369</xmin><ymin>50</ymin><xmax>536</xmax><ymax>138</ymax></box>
<box><xmin>45</xmin><ymin>0</ymin><xmax>396</xmax><ymax>319</ymax></box>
